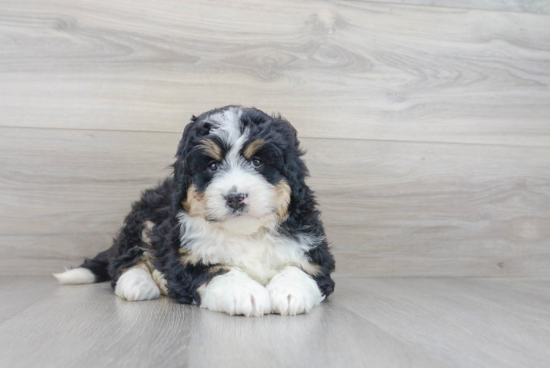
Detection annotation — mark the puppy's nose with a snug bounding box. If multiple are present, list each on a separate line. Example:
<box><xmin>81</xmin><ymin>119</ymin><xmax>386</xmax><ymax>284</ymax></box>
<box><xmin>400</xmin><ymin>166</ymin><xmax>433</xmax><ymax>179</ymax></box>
<box><xmin>226</xmin><ymin>193</ymin><xmax>246</xmax><ymax>210</ymax></box>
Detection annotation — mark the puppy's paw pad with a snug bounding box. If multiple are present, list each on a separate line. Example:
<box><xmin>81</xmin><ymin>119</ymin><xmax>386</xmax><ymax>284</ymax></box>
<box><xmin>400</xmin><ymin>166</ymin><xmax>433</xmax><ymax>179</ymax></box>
<box><xmin>115</xmin><ymin>268</ymin><xmax>160</xmax><ymax>301</ymax></box>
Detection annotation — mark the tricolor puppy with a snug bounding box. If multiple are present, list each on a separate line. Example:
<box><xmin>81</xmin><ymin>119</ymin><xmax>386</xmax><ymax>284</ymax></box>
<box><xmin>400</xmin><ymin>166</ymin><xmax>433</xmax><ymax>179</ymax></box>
<box><xmin>54</xmin><ymin>106</ymin><xmax>335</xmax><ymax>316</ymax></box>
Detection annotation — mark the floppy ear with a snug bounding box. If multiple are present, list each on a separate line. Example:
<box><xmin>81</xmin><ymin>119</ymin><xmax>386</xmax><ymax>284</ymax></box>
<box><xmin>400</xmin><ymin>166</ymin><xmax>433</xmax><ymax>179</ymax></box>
<box><xmin>275</xmin><ymin>118</ymin><xmax>320</xmax><ymax>230</ymax></box>
<box><xmin>172</xmin><ymin>117</ymin><xmax>198</xmax><ymax>212</ymax></box>
<box><xmin>172</xmin><ymin>158</ymin><xmax>188</xmax><ymax>212</ymax></box>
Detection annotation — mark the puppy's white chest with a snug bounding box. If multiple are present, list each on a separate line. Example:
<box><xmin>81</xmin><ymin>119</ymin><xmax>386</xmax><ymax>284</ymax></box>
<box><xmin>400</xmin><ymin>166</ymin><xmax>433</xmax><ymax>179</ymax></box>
<box><xmin>212</xmin><ymin>236</ymin><xmax>284</xmax><ymax>283</ymax></box>
<box><xmin>180</xmin><ymin>215</ymin><xmax>315</xmax><ymax>285</ymax></box>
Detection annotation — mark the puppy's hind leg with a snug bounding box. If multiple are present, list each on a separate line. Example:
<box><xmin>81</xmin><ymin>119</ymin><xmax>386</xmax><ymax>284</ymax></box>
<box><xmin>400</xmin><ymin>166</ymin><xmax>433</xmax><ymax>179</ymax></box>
<box><xmin>115</xmin><ymin>263</ymin><xmax>160</xmax><ymax>301</ymax></box>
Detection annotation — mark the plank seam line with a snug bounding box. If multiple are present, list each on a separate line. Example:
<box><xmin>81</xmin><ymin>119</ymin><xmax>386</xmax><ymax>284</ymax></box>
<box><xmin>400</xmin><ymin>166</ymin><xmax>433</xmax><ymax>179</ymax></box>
<box><xmin>1</xmin><ymin>125</ymin><xmax>549</xmax><ymax>149</ymax></box>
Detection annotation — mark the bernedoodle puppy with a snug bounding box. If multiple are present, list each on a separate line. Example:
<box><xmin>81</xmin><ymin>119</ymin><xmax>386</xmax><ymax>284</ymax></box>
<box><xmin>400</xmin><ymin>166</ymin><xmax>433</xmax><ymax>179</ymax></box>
<box><xmin>54</xmin><ymin>106</ymin><xmax>335</xmax><ymax>317</ymax></box>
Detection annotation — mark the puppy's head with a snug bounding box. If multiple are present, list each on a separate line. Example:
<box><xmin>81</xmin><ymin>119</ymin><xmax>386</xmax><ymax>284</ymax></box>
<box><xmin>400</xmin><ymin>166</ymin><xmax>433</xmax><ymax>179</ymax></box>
<box><xmin>173</xmin><ymin>106</ymin><xmax>308</xmax><ymax>234</ymax></box>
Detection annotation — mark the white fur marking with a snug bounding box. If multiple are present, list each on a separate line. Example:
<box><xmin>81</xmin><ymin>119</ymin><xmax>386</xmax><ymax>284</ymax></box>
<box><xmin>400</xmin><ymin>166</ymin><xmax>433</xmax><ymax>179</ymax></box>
<box><xmin>200</xmin><ymin>268</ymin><xmax>271</xmax><ymax>317</ymax></box>
<box><xmin>53</xmin><ymin>267</ymin><xmax>95</xmax><ymax>284</ymax></box>
<box><xmin>115</xmin><ymin>268</ymin><xmax>160</xmax><ymax>301</ymax></box>
<box><xmin>209</xmin><ymin>107</ymin><xmax>243</xmax><ymax>146</ymax></box>
<box><xmin>267</xmin><ymin>266</ymin><xmax>324</xmax><ymax>316</ymax></box>
<box><xmin>179</xmin><ymin>212</ymin><xmax>320</xmax><ymax>285</ymax></box>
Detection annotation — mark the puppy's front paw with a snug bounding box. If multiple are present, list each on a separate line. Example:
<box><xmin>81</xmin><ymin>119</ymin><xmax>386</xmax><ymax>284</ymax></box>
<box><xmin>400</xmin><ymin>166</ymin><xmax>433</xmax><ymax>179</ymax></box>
<box><xmin>115</xmin><ymin>268</ymin><xmax>160</xmax><ymax>301</ymax></box>
<box><xmin>267</xmin><ymin>266</ymin><xmax>324</xmax><ymax>316</ymax></box>
<box><xmin>200</xmin><ymin>269</ymin><xmax>271</xmax><ymax>317</ymax></box>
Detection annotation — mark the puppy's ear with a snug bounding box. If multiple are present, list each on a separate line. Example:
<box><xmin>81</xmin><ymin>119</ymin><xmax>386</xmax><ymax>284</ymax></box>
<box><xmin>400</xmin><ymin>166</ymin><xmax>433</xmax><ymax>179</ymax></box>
<box><xmin>172</xmin><ymin>157</ymin><xmax>188</xmax><ymax>212</ymax></box>
<box><xmin>172</xmin><ymin>117</ymin><xmax>198</xmax><ymax>212</ymax></box>
<box><xmin>275</xmin><ymin>118</ymin><xmax>318</xmax><ymax>228</ymax></box>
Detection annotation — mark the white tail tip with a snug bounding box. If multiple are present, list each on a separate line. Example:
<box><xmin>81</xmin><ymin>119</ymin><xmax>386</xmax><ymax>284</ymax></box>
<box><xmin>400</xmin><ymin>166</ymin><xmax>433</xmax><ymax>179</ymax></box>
<box><xmin>53</xmin><ymin>267</ymin><xmax>95</xmax><ymax>285</ymax></box>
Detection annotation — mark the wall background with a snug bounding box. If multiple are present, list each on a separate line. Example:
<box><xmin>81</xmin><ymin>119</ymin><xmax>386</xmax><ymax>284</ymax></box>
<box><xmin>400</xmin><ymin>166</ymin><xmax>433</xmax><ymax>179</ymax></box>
<box><xmin>1</xmin><ymin>0</ymin><xmax>549</xmax><ymax>277</ymax></box>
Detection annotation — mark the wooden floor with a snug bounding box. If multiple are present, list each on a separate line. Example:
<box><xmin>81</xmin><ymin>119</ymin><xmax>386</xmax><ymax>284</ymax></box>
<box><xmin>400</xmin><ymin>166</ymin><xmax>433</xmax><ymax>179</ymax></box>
<box><xmin>1</xmin><ymin>275</ymin><xmax>549</xmax><ymax>368</ymax></box>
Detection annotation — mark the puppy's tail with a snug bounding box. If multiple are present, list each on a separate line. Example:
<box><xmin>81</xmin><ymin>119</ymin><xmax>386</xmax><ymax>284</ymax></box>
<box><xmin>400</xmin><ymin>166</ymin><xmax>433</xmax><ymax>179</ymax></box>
<box><xmin>53</xmin><ymin>249</ymin><xmax>111</xmax><ymax>285</ymax></box>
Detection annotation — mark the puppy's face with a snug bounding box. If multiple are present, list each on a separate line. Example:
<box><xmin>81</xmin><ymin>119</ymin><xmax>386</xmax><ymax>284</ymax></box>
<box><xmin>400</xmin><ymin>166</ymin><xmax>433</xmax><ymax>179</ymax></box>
<box><xmin>179</xmin><ymin>106</ymin><xmax>295</xmax><ymax>234</ymax></box>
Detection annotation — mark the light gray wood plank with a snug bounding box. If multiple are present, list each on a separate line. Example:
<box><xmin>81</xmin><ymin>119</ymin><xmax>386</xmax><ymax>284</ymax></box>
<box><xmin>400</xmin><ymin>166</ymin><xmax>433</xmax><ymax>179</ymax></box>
<box><xmin>0</xmin><ymin>279</ymin><xmax>191</xmax><ymax>368</ymax></box>
<box><xmin>1</xmin><ymin>276</ymin><xmax>549</xmax><ymax>368</ymax></box>
<box><xmin>336</xmin><ymin>277</ymin><xmax>550</xmax><ymax>368</ymax></box>
<box><xmin>1</xmin><ymin>127</ymin><xmax>549</xmax><ymax>277</ymax></box>
<box><xmin>0</xmin><ymin>276</ymin><xmax>59</xmax><ymax>324</ymax></box>
<box><xmin>1</xmin><ymin>0</ymin><xmax>550</xmax><ymax>146</ymax></box>
<box><xmin>364</xmin><ymin>0</ymin><xmax>550</xmax><ymax>14</ymax></box>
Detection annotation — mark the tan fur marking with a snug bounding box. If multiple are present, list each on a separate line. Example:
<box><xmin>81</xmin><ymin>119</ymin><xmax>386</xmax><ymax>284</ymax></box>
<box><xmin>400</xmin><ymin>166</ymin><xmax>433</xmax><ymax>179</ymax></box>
<box><xmin>152</xmin><ymin>269</ymin><xmax>169</xmax><ymax>295</ymax></box>
<box><xmin>179</xmin><ymin>249</ymin><xmax>231</xmax><ymax>271</ymax></box>
<box><xmin>274</xmin><ymin>180</ymin><xmax>291</xmax><ymax>221</ymax></box>
<box><xmin>301</xmin><ymin>262</ymin><xmax>322</xmax><ymax>276</ymax></box>
<box><xmin>208</xmin><ymin>265</ymin><xmax>230</xmax><ymax>274</ymax></box>
<box><xmin>140</xmin><ymin>221</ymin><xmax>155</xmax><ymax>245</ymax></box>
<box><xmin>179</xmin><ymin>248</ymin><xmax>201</xmax><ymax>266</ymax></box>
<box><xmin>243</xmin><ymin>139</ymin><xmax>266</xmax><ymax>159</ymax></box>
<box><xmin>125</xmin><ymin>261</ymin><xmax>150</xmax><ymax>274</ymax></box>
<box><xmin>141</xmin><ymin>251</ymin><xmax>155</xmax><ymax>272</ymax></box>
<box><xmin>120</xmin><ymin>260</ymin><xmax>148</xmax><ymax>275</ymax></box>
<box><xmin>199</xmin><ymin>139</ymin><xmax>222</xmax><ymax>161</ymax></box>
<box><xmin>183</xmin><ymin>184</ymin><xmax>206</xmax><ymax>217</ymax></box>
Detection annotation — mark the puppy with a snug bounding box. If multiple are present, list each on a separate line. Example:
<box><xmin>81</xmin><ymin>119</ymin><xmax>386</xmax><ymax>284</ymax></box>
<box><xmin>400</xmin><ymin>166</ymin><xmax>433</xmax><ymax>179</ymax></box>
<box><xmin>54</xmin><ymin>106</ymin><xmax>335</xmax><ymax>316</ymax></box>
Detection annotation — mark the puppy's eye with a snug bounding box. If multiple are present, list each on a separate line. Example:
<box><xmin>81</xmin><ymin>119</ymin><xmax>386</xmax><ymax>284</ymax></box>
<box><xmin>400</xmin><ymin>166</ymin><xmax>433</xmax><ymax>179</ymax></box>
<box><xmin>251</xmin><ymin>158</ymin><xmax>262</xmax><ymax>168</ymax></box>
<box><xmin>208</xmin><ymin>162</ymin><xmax>219</xmax><ymax>172</ymax></box>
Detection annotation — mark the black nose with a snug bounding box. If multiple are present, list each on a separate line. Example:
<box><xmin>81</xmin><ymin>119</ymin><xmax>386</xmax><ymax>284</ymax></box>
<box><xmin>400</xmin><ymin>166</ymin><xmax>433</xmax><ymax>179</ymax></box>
<box><xmin>226</xmin><ymin>193</ymin><xmax>246</xmax><ymax>210</ymax></box>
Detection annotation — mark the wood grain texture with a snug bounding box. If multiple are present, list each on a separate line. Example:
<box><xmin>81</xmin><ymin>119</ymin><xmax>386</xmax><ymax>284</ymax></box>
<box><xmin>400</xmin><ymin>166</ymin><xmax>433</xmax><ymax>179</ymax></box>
<box><xmin>1</xmin><ymin>0</ymin><xmax>550</xmax><ymax>146</ymax></box>
<box><xmin>0</xmin><ymin>276</ymin><xmax>59</xmax><ymax>324</ymax></box>
<box><xmin>1</xmin><ymin>127</ymin><xmax>549</xmax><ymax>277</ymax></box>
<box><xmin>1</xmin><ymin>276</ymin><xmax>550</xmax><ymax>368</ymax></box>
<box><xmin>365</xmin><ymin>0</ymin><xmax>550</xmax><ymax>14</ymax></box>
<box><xmin>1</xmin><ymin>0</ymin><xmax>549</xmax><ymax>277</ymax></box>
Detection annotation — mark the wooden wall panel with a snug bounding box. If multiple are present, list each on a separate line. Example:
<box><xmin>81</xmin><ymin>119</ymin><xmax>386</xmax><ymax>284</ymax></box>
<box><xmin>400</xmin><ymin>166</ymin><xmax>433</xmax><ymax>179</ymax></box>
<box><xmin>364</xmin><ymin>0</ymin><xmax>550</xmax><ymax>14</ymax></box>
<box><xmin>1</xmin><ymin>0</ymin><xmax>549</xmax><ymax>277</ymax></box>
<box><xmin>1</xmin><ymin>0</ymin><xmax>550</xmax><ymax>146</ymax></box>
<box><xmin>1</xmin><ymin>127</ymin><xmax>549</xmax><ymax>276</ymax></box>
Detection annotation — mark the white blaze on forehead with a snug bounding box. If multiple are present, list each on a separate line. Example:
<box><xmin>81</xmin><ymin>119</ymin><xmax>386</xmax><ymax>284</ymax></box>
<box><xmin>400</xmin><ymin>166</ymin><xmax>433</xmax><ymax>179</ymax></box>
<box><xmin>208</xmin><ymin>107</ymin><xmax>255</xmax><ymax>193</ymax></box>
<box><xmin>207</xmin><ymin>106</ymin><xmax>255</xmax><ymax>168</ymax></box>
<box><xmin>224</xmin><ymin>132</ymin><xmax>249</xmax><ymax>167</ymax></box>
<box><xmin>209</xmin><ymin>107</ymin><xmax>244</xmax><ymax>146</ymax></box>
